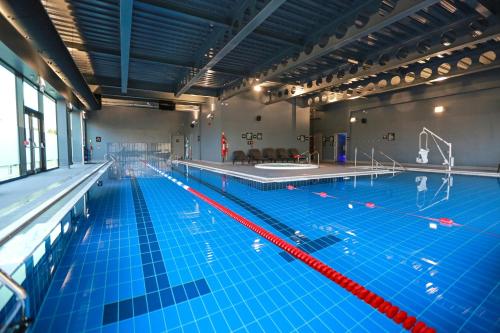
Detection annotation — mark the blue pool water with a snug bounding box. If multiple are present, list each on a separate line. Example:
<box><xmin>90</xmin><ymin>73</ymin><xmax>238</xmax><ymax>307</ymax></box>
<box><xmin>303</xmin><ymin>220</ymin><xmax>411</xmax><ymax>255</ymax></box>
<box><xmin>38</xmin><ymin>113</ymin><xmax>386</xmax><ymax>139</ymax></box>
<box><xmin>32</xmin><ymin>163</ymin><xmax>500</xmax><ymax>332</ymax></box>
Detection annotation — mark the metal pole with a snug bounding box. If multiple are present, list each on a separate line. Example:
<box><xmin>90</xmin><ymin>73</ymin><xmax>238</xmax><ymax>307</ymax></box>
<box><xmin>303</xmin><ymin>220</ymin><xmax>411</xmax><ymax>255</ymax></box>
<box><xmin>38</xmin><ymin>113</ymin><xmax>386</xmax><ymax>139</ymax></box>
<box><xmin>371</xmin><ymin>147</ymin><xmax>374</xmax><ymax>170</ymax></box>
<box><xmin>354</xmin><ymin>147</ymin><xmax>357</xmax><ymax>169</ymax></box>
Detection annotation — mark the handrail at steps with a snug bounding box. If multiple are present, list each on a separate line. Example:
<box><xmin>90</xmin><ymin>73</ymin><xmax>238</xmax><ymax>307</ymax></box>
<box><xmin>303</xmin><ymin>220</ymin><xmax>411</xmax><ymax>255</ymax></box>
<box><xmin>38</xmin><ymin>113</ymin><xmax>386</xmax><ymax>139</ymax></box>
<box><xmin>379</xmin><ymin>150</ymin><xmax>406</xmax><ymax>171</ymax></box>
<box><xmin>0</xmin><ymin>269</ymin><xmax>28</xmax><ymax>333</ymax></box>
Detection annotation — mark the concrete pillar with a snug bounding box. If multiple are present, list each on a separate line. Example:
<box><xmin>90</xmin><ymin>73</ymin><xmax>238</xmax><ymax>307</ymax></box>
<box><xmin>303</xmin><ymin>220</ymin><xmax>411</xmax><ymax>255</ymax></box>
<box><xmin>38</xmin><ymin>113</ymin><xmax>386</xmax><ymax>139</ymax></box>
<box><xmin>56</xmin><ymin>99</ymin><xmax>70</xmax><ymax>167</ymax></box>
<box><xmin>14</xmin><ymin>74</ymin><xmax>27</xmax><ymax>175</ymax></box>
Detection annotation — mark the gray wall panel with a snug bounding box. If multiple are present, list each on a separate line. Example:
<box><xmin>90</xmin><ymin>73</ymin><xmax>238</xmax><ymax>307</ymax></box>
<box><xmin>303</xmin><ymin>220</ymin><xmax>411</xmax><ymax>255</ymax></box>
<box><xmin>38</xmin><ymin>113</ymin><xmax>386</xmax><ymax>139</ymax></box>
<box><xmin>312</xmin><ymin>70</ymin><xmax>500</xmax><ymax>168</ymax></box>
<box><xmin>86</xmin><ymin>106</ymin><xmax>188</xmax><ymax>161</ymax></box>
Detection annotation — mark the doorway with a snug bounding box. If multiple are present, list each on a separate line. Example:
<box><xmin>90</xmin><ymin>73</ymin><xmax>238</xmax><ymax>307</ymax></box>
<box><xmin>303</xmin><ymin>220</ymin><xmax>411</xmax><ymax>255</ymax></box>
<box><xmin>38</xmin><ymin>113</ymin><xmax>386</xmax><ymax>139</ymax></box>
<box><xmin>24</xmin><ymin>110</ymin><xmax>45</xmax><ymax>173</ymax></box>
<box><xmin>171</xmin><ymin>135</ymin><xmax>185</xmax><ymax>160</ymax></box>
<box><xmin>335</xmin><ymin>133</ymin><xmax>347</xmax><ymax>163</ymax></box>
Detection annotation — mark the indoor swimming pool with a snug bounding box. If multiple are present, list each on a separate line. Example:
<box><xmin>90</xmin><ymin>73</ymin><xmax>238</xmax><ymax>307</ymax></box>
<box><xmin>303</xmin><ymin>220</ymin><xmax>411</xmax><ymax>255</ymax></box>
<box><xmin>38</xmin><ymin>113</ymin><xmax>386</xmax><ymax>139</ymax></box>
<box><xmin>30</xmin><ymin>162</ymin><xmax>499</xmax><ymax>333</ymax></box>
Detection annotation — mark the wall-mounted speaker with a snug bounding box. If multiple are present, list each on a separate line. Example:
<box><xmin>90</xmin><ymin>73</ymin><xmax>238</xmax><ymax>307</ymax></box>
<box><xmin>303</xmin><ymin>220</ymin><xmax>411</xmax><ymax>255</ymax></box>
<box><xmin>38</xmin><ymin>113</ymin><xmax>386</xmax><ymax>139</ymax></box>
<box><xmin>256</xmin><ymin>115</ymin><xmax>262</xmax><ymax>121</ymax></box>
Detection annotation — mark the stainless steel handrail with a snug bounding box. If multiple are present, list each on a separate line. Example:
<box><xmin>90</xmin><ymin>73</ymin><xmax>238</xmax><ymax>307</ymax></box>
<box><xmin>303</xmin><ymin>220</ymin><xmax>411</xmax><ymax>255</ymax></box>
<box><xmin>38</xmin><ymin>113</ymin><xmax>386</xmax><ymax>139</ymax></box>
<box><xmin>0</xmin><ymin>269</ymin><xmax>28</xmax><ymax>333</ymax></box>
<box><xmin>360</xmin><ymin>151</ymin><xmax>386</xmax><ymax>169</ymax></box>
<box><xmin>379</xmin><ymin>151</ymin><xmax>406</xmax><ymax>171</ymax></box>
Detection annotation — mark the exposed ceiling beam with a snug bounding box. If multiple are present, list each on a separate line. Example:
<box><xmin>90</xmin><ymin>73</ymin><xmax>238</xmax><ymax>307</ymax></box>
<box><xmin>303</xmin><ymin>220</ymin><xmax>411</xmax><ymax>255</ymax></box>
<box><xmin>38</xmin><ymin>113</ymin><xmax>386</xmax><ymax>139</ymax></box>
<box><xmin>311</xmin><ymin>43</ymin><xmax>500</xmax><ymax>106</ymax></box>
<box><xmin>262</xmin><ymin>25</ymin><xmax>500</xmax><ymax>104</ymax></box>
<box><xmin>175</xmin><ymin>0</ymin><xmax>287</xmax><ymax>97</ymax></box>
<box><xmin>85</xmin><ymin>74</ymin><xmax>219</xmax><ymax>97</ymax></box>
<box><xmin>138</xmin><ymin>0</ymin><xmax>301</xmax><ymax>47</ymax></box>
<box><xmin>222</xmin><ymin>0</ymin><xmax>442</xmax><ymax>100</ymax></box>
<box><xmin>63</xmin><ymin>41</ymin><xmax>246</xmax><ymax>77</ymax></box>
<box><xmin>120</xmin><ymin>0</ymin><xmax>133</xmax><ymax>93</ymax></box>
<box><xmin>99</xmin><ymin>86</ymin><xmax>210</xmax><ymax>105</ymax></box>
<box><xmin>250</xmin><ymin>0</ymin><xmax>380</xmax><ymax>76</ymax></box>
<box><xmin>297</xmin><ymin>14</ymin><xmax>481</xmax><ymax>86</ymax></box>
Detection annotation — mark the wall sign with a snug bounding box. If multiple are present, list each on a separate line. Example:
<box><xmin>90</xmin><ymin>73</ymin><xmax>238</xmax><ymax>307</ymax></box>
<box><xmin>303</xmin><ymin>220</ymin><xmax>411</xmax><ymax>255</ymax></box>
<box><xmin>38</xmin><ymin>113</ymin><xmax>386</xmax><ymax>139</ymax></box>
<box><xmin>241</xmin><ymin>133</ymin><xmax>246</xmax><ymax>139</ymax></box>
<box><xmin>387</xmin><ymin>132</ymin><xmax>396</xmax><ymax>141</ymax></box>
<box><xmin>246</xmin><ymin>132</ymin><xmax>252</xmax><ymax>140</ymax></box>
<box><xmin>257</xmin><ymin>133</ymin><xmax>262</xmax><ymax>140</ymax></box>
<box><xmin>96</xmin><ymin>136</ymin><xmax>102</xmax><ymax>142</ymax></box>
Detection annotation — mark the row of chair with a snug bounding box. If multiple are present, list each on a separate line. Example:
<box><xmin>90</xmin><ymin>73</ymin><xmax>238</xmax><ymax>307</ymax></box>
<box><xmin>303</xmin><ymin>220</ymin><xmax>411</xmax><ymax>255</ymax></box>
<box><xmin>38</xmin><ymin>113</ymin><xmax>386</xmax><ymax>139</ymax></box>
<box><xmin>232</xmin><ymin>148</ymin><xmax>303</xmax><ymax>164</ymax></box>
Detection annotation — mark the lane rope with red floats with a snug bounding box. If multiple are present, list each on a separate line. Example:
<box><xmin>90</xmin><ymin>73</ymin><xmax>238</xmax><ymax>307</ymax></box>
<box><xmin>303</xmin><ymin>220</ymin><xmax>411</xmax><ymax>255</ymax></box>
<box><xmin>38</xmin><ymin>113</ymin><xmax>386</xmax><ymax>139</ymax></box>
<box><xmin>144</xmin><ymin>162</ymin><xmax>436</xmax><ymax>333</ymax></box>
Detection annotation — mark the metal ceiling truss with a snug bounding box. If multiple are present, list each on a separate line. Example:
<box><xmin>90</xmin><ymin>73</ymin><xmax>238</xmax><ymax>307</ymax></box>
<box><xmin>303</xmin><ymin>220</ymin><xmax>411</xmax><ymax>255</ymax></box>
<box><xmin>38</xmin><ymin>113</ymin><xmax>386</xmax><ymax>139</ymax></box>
<box><xmin>307</xmin><ymin>41</ymin><xmax>500</xmax><ymax>106</ymax></box>
<box><xmin>120</xmin><ymin>0</ymin><xmax>133</xmax><ymax>93</ymax></box>
<box><xmin>239</xmin><ymin>0</ymin><xmax>382</xmax><ymax>85</ymax></box>
<box><xmin>261</xmin><ymin>21</ymin><xmax>500</xmax><ymax>104</ymax></box>
<box><xmin>221</xmin><ymin>0</ymin><xmax>443</xmax><ymax>100</ymax></box>
<box><xmin>64</xmin><ymin>41</ymin><xmax>246</xmax><ymax>77</ymax></box>
<box><xmin>139</xmin><ymin>0</ymin><xmax>301</xmax><ymax>48</ymax></box>
<box><xmin>85</xmin><ymin>75</ymin><xmax>218</xmax><ymax>97</ymax></box>
<box><xmin>175</xmin><ymin>0</ymin><xmax>287</xmax><ymax>97</ymax></box>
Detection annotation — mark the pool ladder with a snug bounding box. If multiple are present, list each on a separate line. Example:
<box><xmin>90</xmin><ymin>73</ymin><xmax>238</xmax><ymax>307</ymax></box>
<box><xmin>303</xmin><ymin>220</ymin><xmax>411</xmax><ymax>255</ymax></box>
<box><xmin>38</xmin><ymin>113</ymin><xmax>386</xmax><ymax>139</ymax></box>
<box><xmin>0</xmin><ymin>269</ymin><xmax>29</xmax><ymax>333</ymax></box>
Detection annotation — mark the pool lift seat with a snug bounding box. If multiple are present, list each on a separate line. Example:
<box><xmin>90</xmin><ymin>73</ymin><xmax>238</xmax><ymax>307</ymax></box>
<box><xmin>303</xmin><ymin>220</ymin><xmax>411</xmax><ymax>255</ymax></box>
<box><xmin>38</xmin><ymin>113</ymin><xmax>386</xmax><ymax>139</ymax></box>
<box><xmin>417</xmin><ymin>127</ymin><xmax>454</xmax><ymax>171</ymax></box>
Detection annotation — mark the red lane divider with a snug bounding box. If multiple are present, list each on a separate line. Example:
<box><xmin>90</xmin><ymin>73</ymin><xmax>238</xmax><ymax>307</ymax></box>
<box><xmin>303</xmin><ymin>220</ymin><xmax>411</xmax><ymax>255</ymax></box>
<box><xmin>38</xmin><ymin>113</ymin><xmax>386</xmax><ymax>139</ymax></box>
<box><xmin>186</xmin><ymin>186</ymin><xmax>436</xmax><ymax>333</ymax></box>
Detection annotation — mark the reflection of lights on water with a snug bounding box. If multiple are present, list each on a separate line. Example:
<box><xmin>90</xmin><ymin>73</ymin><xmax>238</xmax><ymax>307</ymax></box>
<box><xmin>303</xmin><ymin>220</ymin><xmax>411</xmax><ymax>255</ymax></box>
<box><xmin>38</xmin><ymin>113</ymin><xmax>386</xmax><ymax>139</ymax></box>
<box><xmin>348</xmin><ymin>203</ymin><xmax>353</xmax><ymax>209</ymax></box>
<box><xmin>345</xmin><ymin>230</ymin><xmax>356</xmax><ymax>237</ymax></box>
<box><xmin>252</xmin><ymin>239</ymin><xmax>265</xmax><ymax>252</ymax></box>
<box><xmin>421</xmin><ymin>258</ymin><xmax>438</xmax><ymax>266</ymax></box>
<box><xmin>425</xmin><ymin>282</ymin><xmax>439</xmax><ymax>295</ymax></box>
<box><xmin>412</xmin><ymin>262</ymin><xmax>423</xmax><ymax>271</ymax></box>
<box><xmin>205</xmin><ymin>242</ymin><xmax>214</xmax><ymax>263</ymax></box>
<box><xmin>62</xmin><ymin>265</ymin><xmax>74</xmax><ymax>290</ymax></box>
<box><xmin>429</xmin><ymin>222</ymin><xmax>438</xmax><ymax>230</ymax></box>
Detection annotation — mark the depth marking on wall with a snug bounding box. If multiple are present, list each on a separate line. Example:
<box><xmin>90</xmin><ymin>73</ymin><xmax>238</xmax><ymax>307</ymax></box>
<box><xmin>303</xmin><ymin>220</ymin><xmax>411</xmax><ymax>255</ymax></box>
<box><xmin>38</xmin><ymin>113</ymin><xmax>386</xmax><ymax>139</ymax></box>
<box><xmin>145</xmin><ymin>162</ymin><xmax>436</xmax><ymax>333</ymax></box>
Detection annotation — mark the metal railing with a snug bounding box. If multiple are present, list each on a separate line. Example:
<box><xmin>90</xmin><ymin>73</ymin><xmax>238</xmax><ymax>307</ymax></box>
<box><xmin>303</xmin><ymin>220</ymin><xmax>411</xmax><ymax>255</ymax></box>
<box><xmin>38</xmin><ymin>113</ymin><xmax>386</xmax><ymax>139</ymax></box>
<box><xmin>0</xmin><ymin>161</ymin><xmax>111</xmax><ymax>332</ymax></box>
<box><xmin>298</xmin><ymin>151</ymin><xmax>320</xmax><ymax>167</ymax></box>
<box><xmin>379</xmin><ymin>150</ymin><xmax>406</xmax><ymax>173</ymax></box>
<box><xmin>0</xmin><ymin>269</ymin><xmax>28</xmax><ymax>333</ymax></box>
<box><xmin>354</xmin><ymin>147</ymin><xmax>404</xmax><ymax>175</ymax></box>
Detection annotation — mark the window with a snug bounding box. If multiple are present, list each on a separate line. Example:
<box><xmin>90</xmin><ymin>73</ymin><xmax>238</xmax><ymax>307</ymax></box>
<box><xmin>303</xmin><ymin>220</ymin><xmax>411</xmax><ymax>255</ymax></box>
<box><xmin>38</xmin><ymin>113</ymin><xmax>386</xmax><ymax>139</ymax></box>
<box><xmin>43</xmin><ymin>95</ymin><xmax>58</xmax><ymax>169</ymax></box>
<box><xmin>23</xmin><ymin>81</ymin><xmax>38</xmax><ymax>111</ymax></box>
<box><xmin>0</xmin><ymin>64</ymin><xmax>20</xmax><ymax>181</ymax></box>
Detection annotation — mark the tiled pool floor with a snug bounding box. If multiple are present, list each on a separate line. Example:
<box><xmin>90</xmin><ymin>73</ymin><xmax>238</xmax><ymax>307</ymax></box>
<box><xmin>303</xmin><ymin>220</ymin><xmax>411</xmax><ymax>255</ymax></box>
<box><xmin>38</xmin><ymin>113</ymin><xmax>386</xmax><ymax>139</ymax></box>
<box><xmin>31</xmin><ymin>164</ymin><xmax>500</xmax><ymax>332</ymax></box>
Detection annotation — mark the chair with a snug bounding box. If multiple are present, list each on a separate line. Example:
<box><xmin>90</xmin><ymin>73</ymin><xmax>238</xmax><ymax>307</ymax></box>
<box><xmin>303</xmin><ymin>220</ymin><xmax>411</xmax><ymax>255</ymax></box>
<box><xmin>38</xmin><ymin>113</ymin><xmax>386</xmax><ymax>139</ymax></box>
<box><xmin>248</xmin><ymin>149</ymin><xmax>263</xmax><ymax>164</ymax></box>
<box><xmin>288</xmin><ymin>148</ymin><xmax>306</xmax><ymax>163</ymax></box>
<box><xmin>276</xmin><ymin>148</ymin><xmax>290</xmax><ymax>162</ymax></box>
<box><xmin>232</xmin><ymin>150</ymin><xmax>248</xmax><ymax>165</ymax></box>
<box><xmin>262</xmin><ymin>148</ymin><xmax>276</xmax><ymax>162</ymax></box>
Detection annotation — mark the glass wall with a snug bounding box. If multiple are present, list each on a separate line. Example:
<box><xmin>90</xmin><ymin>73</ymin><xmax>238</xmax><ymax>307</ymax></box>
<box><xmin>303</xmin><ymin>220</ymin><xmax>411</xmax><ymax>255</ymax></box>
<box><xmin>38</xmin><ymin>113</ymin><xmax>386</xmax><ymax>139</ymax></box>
<box><xmin>43</xmin><ymin>95</ymin><xmax>58</xmax><ymax>169</ymax></box>
<box><xmin>23</xmin><ymin>81</ymin><xmax>38</xmax><ymax>111</ymax></box>
<box><xmin>0</xmin><ymin>64</ymin><xmax>20</xmax><ymax>181</ymax></box>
